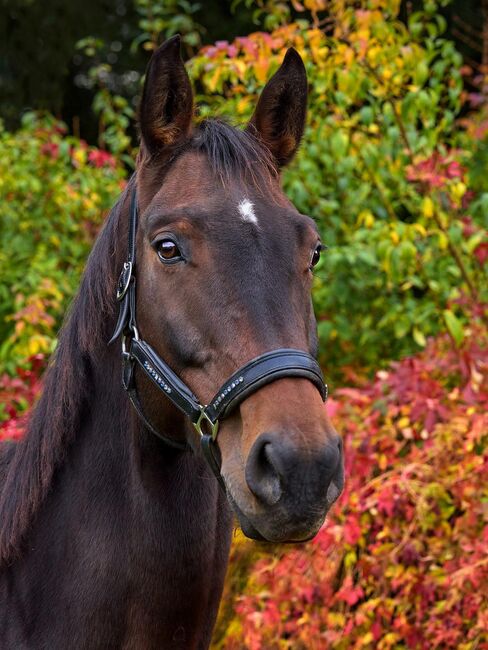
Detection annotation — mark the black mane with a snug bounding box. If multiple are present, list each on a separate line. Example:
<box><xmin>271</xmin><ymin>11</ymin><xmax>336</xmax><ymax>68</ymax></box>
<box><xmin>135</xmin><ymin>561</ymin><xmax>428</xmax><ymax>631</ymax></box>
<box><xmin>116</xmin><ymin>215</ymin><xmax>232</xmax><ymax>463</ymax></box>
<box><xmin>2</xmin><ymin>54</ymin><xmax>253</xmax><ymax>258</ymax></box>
<box><xmin>0</xmin><ymin>178</ymin><xmax>133</xmax><ymax>564</ymax></box>
<box><xmin>190</xmin><ymin>119</ymin><xmax>277</xmax><ymax>187</ymax></box>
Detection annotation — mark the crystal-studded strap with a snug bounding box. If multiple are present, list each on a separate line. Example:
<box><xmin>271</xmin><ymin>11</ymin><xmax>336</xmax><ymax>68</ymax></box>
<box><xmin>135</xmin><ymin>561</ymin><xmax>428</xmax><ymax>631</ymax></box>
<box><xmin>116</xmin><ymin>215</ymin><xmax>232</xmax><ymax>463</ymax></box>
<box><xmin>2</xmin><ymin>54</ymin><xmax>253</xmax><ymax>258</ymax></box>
<box><xmin>130</xmin><ymin>338</ymin><xmax>203</xmax><ymax>423</ymax></box>
<box><xmin>204</xmin><ymin>349</ymin><xmax>327</xmax><ymax>424</ymax></box>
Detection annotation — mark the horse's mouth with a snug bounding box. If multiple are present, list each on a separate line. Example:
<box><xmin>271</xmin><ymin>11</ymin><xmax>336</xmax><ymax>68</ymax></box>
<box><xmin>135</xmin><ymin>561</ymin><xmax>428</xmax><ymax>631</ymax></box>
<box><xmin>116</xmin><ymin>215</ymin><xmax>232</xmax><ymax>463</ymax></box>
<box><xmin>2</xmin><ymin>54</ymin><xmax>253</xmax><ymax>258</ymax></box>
<box><xmin>226</xmin><ymin>493</ymin><xmax>267</xmax><ymax>541</ymax></box>
<box><xmin>226</xmin><ymin>483</ymin><xmax>342</xmax><ymax>544</ymax></box>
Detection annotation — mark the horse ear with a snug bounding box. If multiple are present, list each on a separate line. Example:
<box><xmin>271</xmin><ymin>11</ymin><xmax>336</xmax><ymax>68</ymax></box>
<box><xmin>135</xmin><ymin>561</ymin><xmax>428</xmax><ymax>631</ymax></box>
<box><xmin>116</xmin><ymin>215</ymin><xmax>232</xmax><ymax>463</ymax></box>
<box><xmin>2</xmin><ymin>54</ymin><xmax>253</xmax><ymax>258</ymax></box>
<box><xmin>139</xmin><ymin>35</ymin><xmax>194</xmax><ymax>156</ymax></box>
<box><xmin>247</xmin><ymin>48</ymin><xmax>308</xmax><ymax>168</ymax></box>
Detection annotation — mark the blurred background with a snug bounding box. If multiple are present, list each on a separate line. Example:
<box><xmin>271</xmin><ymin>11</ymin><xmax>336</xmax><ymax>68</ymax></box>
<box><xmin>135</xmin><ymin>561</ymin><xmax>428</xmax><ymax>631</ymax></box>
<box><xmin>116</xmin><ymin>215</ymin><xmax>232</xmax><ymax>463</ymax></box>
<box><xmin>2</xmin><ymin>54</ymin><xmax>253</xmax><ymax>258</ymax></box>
<box><xmin>0</xmin><ymin>1</ymin><xmax>487</xmax><ymax>648</ymax></box>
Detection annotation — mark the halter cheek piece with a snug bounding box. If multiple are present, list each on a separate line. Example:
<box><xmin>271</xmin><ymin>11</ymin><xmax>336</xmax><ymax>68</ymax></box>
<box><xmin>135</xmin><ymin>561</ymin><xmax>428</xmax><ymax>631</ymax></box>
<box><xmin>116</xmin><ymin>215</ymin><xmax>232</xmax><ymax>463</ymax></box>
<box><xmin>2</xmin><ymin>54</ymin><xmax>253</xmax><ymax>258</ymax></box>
<box><xmin>110</xmin><ymin>187</ymin><xmax>328</xmax><ymax>488</ymax></box>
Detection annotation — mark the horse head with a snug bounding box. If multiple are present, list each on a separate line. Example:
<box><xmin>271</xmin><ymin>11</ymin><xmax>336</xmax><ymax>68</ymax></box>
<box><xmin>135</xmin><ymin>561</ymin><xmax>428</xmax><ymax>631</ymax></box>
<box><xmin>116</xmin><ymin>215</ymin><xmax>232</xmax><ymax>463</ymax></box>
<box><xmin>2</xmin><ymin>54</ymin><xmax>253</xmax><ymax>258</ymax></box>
<box><xmin>127</xmin><ymin>36</ymin><xmax>344</xmax><ymax>543</ymax></box>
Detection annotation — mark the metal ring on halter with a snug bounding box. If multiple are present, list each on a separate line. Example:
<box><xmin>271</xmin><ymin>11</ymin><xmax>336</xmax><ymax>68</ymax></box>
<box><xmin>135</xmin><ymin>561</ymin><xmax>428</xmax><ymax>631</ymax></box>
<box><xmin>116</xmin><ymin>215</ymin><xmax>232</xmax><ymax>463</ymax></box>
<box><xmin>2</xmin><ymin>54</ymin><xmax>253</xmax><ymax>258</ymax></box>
<box><xmin>131</xmin><ymin>325</ymin><xmax>140</xmax><ymax>341</ymax></box>
<box><xmin>193</xmin><ymin>408</ymin><xmax>219</xmax><ymax>440</ymax></box>
<box><xmin>122</xmin><ymin>335</ymin><xmax>129</xmax><ymax>357</ymax></box>
<box><xmin>117</xmin><ymin>261</ymin><xmax>133</xmax><ymax>301</ymax></box>
<box><xmin>122</xmin><ymin>325</ymin><xmax>140</xmax><ymax>357</ymax></box>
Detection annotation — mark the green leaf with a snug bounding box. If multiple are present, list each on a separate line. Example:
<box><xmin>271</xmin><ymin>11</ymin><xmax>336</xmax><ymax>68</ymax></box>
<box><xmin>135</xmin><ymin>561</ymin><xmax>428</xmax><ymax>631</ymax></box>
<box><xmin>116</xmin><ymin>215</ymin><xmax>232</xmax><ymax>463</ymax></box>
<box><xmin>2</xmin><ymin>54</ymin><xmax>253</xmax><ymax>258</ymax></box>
<box><xmin>442</xmin><ymin>310</ymin><xmax>464</xmax><ymax>347</ymax></box>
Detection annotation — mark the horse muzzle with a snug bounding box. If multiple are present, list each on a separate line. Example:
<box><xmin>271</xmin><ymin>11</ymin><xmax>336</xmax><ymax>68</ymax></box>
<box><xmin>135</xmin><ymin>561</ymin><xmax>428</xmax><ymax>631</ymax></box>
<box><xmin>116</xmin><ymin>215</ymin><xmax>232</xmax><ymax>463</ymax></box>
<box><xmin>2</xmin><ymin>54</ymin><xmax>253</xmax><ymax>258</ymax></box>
<box><xmin>224</xmin><ymin>430</ymin><xmax>344</xmax><ymax>543</ymax></box>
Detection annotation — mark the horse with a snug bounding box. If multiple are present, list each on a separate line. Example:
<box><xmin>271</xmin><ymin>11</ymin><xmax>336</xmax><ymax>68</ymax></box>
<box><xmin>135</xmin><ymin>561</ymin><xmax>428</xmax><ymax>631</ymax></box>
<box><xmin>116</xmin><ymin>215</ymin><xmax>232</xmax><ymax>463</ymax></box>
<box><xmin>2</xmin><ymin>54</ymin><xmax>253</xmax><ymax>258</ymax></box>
<box><xmin>0</xmin><ymin>36</ymin><xmax>344</xmax><ymax>649</ymax></box>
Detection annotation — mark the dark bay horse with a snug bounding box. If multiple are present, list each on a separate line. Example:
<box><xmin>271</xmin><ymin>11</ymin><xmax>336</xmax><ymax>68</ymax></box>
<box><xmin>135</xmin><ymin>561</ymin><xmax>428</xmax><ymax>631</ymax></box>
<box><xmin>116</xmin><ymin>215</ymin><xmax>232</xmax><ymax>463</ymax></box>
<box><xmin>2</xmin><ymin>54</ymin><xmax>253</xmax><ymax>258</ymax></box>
<box><xmin>0</xmin><ymin>36</ymin><xmax>344</xmax><ymax>649</ymax></box>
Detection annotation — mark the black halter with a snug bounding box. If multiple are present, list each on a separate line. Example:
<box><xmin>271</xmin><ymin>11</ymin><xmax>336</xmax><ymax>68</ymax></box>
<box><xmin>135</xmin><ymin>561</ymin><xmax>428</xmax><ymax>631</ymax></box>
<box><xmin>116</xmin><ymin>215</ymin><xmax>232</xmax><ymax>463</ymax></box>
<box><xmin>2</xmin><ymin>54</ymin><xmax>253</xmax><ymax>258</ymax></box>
<box><xmin>109</xmin><ymin>187</ymin><xmax>328</xmax><ymax>487</ymax></box>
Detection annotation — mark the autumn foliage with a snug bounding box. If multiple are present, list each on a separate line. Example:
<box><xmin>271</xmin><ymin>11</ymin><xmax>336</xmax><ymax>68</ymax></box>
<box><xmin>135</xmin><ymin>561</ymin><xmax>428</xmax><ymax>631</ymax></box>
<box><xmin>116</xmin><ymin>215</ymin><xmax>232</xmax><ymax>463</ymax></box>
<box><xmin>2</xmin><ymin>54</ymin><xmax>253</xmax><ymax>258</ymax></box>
<box><xmin>0</xmin><ymin>355</ymin><xmax>45</xmax><ymax>442</ymax></box>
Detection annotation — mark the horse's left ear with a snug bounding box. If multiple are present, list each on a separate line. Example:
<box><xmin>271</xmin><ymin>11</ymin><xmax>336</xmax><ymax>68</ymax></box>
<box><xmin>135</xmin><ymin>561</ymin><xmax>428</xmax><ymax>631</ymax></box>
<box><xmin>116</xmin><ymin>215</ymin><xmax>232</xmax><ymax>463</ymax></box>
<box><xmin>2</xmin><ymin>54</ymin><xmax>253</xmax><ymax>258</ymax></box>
<box><xmin>139</xmin><ymin>35</ymin><xmax>194</xmax><ymax>156</ymax></box>
<box><xmin>247</xmin><ymin>48</ymin><xmax>307</xmax><ymax>168</ymax></box>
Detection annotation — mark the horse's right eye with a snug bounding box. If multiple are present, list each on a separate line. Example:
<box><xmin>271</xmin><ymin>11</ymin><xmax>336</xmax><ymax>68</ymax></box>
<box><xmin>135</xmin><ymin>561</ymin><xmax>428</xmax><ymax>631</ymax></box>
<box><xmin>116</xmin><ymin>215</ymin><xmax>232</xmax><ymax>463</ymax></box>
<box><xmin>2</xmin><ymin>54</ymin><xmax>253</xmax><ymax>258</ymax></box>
<box><xmin>155</xmin><ymin>239</ymin><xmax>183</xmax><ymax>263</ymax></box>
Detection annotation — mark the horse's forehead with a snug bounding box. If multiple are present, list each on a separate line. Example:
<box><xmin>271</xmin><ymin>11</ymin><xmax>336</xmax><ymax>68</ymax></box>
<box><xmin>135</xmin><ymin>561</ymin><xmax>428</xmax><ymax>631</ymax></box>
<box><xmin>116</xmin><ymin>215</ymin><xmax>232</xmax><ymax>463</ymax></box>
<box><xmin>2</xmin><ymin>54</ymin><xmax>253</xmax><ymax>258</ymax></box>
<box><xmin>159</xmin><ymin>153</ymin><xmax>217</xmax><ymax>204</ymax></box>
<box><xmin>148</xmin><ymin>151</ymin><xmax>286</xmax><ymax>222</ymax></box>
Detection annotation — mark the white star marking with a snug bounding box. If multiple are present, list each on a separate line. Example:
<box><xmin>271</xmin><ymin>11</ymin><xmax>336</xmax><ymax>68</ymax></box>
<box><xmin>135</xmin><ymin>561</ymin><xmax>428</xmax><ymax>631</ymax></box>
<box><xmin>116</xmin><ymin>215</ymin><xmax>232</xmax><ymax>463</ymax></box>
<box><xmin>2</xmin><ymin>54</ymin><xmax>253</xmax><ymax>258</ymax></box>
<box><xmin>238</xmin><ymin>198</ymin><xmax>258</xmax><ymax>225</ymax></box>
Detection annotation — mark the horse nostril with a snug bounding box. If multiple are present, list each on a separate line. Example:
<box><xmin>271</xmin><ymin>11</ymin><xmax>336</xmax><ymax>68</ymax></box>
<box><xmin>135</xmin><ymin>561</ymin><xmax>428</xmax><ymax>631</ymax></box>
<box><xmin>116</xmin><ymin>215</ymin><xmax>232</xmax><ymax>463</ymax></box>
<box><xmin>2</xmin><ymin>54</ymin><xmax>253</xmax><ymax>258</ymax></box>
<box><xmin>324</xmin><ymin>435</ymin><xmax>342</xmax><ymax>473</ymax></box>
<box><xmin>245</xmin><ymin>438</ymin><xmax>282</xmax><ymax>506</ymax></box>
<box><xmin>324</xmin><ymin>434</ymin><xmax>344</xmax><ymax>497</ymax></box>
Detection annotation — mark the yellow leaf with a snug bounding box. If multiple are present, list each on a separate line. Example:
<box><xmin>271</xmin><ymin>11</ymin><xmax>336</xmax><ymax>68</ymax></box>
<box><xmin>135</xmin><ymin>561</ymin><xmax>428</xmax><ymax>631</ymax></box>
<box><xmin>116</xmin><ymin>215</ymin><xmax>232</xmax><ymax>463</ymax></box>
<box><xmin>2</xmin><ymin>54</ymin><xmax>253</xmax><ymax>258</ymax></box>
<box><xmin>327</xmin><ymin>611</ymin><xmax>346</xmax><ymax>627</ymax></box>
<box><xmin>72</xmin><ymin>148</ymin><xmax>86</xmax><ymax>166</ymax></box>
<box><xmin>383</xmin><ymin>632</ymin><xmax>400</xmax><ymax>644</ymax></box>
<box><xmin>421</xmin><ymin>196</ymin><xmax>434</xmax><ymax>219</ymax></box>
<box><xmin>358</xmin><ymin>210</ymin><xmax>375</xmax><ymax>228</ymax></box>
<box><xmin>253</xmin><ymin>59</ymin><xmax>270</xmax><ymax>84</ymax></box>
<box><xmin>233</xmin><ymin>59</ymin><xmax>247</xmax><ymax>78</ymax></box>
<box><xmin>450</xmin><ymin>181</ymin><xmax>466</xmax><ymax>200</ymax></box>
<box><xmin>413</xmin><ymin>223</ymin><xmax>427</xmax><ymax>237</ymax></box>
<box><xmin>438</xmin><ymin>231</ymin><xmax>449</xmax><ymax>250</ymax></box>
<box><xmin>207</xmin><ymin>67</ymin><xmax>221</xmax><ymax>93</ymax></box>
<box><xmin>27</xmin><ymin>337</ymin><xmax>41</xmax><ymax>355</ymax></box>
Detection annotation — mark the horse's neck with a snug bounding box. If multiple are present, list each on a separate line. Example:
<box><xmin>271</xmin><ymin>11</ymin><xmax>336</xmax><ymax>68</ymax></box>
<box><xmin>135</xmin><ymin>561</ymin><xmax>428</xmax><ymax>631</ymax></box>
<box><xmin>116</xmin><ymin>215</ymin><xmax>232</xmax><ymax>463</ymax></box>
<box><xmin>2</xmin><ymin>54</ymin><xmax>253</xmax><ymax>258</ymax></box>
<box><xmin>81</xmin><ymin>345</ymin><xmax>225</xmax><ymax>536</ymax></box>
<box><xmin>78</xmin><ymin>352</ymin><xmax>233</xmax><ymax>644</ymax></box>
<box><xmin>1</xmin><ymin>349</ymin><xmax>233</xmax><ymax>649</ymax></box>
<box><xmin>81</xmin><ymin>346</ymin><xmax>176</xmax><ymax>488</ymax></box>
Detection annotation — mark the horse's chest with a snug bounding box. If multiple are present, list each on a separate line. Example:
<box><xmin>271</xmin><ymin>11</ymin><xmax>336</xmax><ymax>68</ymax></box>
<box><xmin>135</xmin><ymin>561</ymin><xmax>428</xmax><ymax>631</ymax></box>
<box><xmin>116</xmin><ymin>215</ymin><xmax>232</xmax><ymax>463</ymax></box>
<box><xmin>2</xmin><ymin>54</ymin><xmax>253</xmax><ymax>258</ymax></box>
<box><xmin>119</xmin><ymin>510</ymin><xmax>232</xmax><ymax>649</ymax></box>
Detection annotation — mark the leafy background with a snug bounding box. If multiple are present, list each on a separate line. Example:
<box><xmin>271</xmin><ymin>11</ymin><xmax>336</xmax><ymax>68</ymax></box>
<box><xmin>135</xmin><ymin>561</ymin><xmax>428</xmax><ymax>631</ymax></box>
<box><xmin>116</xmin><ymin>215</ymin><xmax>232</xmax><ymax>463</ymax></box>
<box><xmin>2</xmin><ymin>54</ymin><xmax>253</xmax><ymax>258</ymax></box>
<box><xmin>0</xmin><ymin>0</ymin><xmax>487</xmax><ymax>648</ymax></box>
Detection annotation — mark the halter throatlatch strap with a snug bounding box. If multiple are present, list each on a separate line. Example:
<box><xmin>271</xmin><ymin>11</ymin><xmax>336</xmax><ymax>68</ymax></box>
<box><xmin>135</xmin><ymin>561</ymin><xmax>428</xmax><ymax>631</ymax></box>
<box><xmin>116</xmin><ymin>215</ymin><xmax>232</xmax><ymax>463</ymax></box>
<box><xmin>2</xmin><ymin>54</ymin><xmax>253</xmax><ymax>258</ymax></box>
<box><xmin>109</xmin><ymin>186</ymin><xmax>329</xmax><ymax>488</ymax></box>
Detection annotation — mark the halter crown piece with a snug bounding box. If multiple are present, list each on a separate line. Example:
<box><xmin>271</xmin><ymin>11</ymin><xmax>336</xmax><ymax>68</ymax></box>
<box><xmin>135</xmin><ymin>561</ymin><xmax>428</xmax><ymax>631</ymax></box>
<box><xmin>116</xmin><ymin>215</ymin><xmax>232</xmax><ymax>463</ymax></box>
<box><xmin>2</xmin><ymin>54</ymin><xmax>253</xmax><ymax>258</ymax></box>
<box><xmin>109</xmin><ymin>185</ymin><xmax>328</xmax><ymax>489</ymax></box>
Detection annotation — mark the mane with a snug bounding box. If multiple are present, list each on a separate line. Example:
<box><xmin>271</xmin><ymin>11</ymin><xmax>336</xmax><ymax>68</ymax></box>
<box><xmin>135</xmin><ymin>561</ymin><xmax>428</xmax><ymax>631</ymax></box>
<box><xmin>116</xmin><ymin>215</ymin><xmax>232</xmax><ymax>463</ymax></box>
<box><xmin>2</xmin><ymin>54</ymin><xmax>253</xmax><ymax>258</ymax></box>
<box><xmin>0</xmin><ymin>118</ymin><xmax>275</xmax><ymax>565</ymax></box>
<box><xmin>189</xmin><ymin>119</ymin><xmax>278</xmax><ymax>189</ymax></box>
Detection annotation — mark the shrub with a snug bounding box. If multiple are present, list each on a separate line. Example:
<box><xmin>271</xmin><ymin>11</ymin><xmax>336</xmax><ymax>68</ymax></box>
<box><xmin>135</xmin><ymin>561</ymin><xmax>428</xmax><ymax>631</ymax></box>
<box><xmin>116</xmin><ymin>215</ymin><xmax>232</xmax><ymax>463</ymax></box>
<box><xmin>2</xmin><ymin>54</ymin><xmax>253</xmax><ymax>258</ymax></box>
<box><xmin>0</xmin><ymin>113</ymin><xmax>125</xmax><ymax>372</ymax></box>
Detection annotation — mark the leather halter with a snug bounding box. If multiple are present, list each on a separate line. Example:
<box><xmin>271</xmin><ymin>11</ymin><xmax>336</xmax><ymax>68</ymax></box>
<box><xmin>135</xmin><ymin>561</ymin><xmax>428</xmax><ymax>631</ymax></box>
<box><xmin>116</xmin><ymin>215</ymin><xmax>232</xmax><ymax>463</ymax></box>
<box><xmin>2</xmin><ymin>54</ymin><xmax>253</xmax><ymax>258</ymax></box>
<box><xmin>109</xmin><ymin>187</ymin><xmax>328</xmax><ymax>487</ymax></box>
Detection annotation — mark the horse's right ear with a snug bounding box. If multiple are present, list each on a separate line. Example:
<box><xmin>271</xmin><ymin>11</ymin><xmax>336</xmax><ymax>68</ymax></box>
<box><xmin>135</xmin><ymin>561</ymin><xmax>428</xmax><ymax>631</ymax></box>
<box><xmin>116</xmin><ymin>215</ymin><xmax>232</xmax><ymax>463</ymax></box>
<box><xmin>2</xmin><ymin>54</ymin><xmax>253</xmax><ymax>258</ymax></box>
<box><xmin>139</xmin><ymin>35</ymin><xmax>194</xmax><ymax>156</ymax></box>
<box><xmin>247</xmin><ymin>47</ymin><xmax>307</xmax><ymax>168</ymax></box>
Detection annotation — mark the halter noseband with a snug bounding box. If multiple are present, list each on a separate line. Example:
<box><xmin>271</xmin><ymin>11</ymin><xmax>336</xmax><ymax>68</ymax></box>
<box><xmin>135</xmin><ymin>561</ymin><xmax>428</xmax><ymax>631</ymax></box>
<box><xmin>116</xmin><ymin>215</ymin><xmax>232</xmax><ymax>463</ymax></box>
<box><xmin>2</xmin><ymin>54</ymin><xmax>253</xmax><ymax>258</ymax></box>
<box><xmin>109</xmin><ymin>187</ymin><xmax>328</xmax><ymax>487</ymax></box>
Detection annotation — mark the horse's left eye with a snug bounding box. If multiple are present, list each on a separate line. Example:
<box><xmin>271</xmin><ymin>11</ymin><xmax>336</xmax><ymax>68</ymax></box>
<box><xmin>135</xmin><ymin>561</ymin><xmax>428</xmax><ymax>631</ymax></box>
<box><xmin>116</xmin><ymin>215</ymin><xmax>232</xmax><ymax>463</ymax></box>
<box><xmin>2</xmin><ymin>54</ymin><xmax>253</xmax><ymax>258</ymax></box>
<box><xmin>156</xmin><ymin>239</ymin><xmax>183</xmax><ymax>263</ymax></box>
<box><xmin>310</xmin><ymin>244</ymin><xmax>322</xmax><ymax>269</ymax></box>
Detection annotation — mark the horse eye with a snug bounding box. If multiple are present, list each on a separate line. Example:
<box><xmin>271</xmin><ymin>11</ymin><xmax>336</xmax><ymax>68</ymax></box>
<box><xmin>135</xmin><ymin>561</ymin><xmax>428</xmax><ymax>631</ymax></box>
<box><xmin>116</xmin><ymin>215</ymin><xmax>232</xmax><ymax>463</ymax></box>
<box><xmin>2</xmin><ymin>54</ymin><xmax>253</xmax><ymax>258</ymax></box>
<box><xmin>156</xmin><ymin>239</ymin><xmax>182</xmax><ymax>262</ymax></box>
<box><xmin>310</xmin><ymin>244</ymin><xmax>322</xmax><ymax>269</ymax></box>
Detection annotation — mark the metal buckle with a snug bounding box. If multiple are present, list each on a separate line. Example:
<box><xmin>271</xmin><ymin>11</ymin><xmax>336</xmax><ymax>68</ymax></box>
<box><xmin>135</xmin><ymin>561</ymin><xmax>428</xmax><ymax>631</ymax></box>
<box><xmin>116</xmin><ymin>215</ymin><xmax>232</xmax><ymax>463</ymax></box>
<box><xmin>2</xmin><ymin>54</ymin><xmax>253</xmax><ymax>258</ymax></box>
<box><xmin>193</xmin><ymin>408</ymin><xmax>219</xmax><ymax>440</ymax></box>
<box><xmin>117</xmin><ymin>261</ymin><xmax>133</xmax><ymax>301</ymax></box>
<box><xmin>121</xmin><ymin>325</ymin><xmax>139</xmax><ymax>358</ymax></box>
